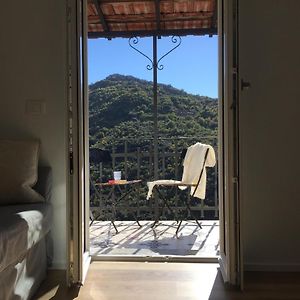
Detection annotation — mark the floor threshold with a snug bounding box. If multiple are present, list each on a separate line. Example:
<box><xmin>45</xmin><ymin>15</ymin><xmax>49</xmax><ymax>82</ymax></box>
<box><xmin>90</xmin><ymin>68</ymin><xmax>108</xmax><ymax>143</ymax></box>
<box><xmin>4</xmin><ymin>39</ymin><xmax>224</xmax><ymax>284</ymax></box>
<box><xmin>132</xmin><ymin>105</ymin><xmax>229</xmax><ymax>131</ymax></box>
<box><xmin>91</xmin><ymin>255</ymin><xmax>219</xmax><ymax>263</ymax></box>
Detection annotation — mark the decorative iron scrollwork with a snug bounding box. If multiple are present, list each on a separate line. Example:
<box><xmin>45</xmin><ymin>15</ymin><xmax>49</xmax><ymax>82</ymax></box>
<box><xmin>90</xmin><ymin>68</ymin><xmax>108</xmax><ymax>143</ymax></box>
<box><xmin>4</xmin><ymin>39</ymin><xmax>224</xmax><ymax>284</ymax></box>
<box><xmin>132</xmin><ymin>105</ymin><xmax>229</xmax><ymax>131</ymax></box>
<box><xmin>129</xmin><ymin>37</ymin><xmax>154</xmax><ymax>70</ymax></box>
<box><xmin>157</xmin><ymin>36</ymin><xmax>182</xmax><ymax>70</ymax></box>
<box><xmin>128</xmin><ymin>36</ymin><xmax>182</xmax><ymax>71</ymax></box>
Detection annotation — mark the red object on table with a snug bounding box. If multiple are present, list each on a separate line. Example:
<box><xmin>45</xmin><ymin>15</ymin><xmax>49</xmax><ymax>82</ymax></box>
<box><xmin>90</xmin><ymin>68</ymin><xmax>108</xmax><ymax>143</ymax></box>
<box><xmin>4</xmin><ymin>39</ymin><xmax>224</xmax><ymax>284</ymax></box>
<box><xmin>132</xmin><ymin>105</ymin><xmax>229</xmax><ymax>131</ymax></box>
<box><xmin>96</xmin><ymin>179</ymin><xmax>141</xmax><ymax>187</ymax></box>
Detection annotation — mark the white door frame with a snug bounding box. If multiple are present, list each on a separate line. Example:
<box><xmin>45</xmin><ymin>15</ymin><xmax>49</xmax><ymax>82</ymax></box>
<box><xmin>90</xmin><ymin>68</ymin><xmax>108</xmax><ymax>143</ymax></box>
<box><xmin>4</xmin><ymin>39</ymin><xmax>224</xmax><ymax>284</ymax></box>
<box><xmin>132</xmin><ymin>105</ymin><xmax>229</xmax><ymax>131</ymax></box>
<box><xmin>218</xmin><ymin>0</ymin><xmax>243</xmax><ymax>287</ymax></box>
<box><xmin>66</xmin><ymin>0</ymin><xmax>243</xmax><ymax>287</ymax></box>
<box><xmin>67</xmin><ymin>0</ymin><xmax>91</xmax><ymax>286</ymax></box>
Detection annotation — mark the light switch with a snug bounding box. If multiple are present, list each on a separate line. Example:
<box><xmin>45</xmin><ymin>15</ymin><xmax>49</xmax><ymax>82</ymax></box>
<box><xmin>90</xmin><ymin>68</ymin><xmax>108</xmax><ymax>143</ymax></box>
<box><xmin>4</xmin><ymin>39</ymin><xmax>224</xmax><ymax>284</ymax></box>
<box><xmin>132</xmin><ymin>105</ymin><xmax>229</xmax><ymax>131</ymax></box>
<box><xmin>25</xmin><ymin>99</ymin><xmax>46</xmax><ymax>115</ymax></box>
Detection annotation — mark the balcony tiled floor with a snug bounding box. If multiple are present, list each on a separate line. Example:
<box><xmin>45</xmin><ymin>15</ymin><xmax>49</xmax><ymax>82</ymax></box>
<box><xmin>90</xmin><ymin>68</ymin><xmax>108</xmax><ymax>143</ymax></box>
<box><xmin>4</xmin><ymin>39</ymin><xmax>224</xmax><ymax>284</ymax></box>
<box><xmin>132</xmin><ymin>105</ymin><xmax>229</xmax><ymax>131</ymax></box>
<box><xmin>90</xmin><ymin>220</ymin><xmax>219</xmax><ymax>257</ymax></box>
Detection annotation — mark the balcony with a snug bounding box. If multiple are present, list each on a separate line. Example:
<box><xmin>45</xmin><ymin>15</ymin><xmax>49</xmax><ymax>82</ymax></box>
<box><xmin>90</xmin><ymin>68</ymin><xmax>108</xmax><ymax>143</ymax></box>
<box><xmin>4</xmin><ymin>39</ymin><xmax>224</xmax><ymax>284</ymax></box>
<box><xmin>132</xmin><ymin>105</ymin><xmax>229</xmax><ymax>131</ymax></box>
<box><xmin>90</xmin><ymin>137</ymin><xmax>219</xmax><ymax>258</ymax></box>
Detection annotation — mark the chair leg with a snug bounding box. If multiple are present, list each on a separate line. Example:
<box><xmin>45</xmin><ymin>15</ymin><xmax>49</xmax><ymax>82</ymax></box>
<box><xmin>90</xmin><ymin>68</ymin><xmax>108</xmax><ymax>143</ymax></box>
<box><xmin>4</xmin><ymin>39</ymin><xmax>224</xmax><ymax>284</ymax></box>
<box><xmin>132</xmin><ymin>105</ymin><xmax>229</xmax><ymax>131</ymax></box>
<box><xmin>89</xmin><ymin>210</ymin><xmax>95</xmax><ymax>227</ymax></box>
<box><xmin>184</xmin><ymin>198</ymin><xmax>202</xmax><ymax>229</ymax></box>
<box><xmin>134</xmin><ymin>215</ymin><xmax>142</xmax><ymax>228</ymax></box>
<box><xmin>176</xmin><ymin>220</ymin><xmax>183</xmax><ymax>236</ymax></box>
<box><xmin>111</xmin><ymin>221</ymin><xmax>119</xmax><ymax>233</ymax></box>
<box><xmin>151</xmin><ymin>219</ymin><xmax>159</xmax><ymax>228</ymax></box>
<box><xmin>156</xmin><ymin>188</ymin><xmax>176</xmax><ymax>216</ymax></box>
<box><xmin>151</xmin><ymin>187</ymin><xmax>167</xmax><ymax>228</ymax></box>
<box><xmin>155</xmin><ymin>187</ymin><xmax>178</xmax><ymax>223</ymax></box>
<box><xmin>195</xmin><ymin>219</ymin><xmax>202</xmax><ymax>229</ymax></box>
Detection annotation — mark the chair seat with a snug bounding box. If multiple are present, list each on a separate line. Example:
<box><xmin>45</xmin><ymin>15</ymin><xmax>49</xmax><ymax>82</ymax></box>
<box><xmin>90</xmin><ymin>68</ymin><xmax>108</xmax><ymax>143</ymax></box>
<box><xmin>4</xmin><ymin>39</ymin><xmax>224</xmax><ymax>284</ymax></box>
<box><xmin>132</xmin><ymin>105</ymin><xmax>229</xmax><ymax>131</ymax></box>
<box><xmin>147</xmin><ymin>180</ymin><xmax>197</xmax><ymax>200</ymax></box>
<box><xmin>151</xmin><ymin>180</ymin><xmax>198</xmax><ymax>186</ymax></box>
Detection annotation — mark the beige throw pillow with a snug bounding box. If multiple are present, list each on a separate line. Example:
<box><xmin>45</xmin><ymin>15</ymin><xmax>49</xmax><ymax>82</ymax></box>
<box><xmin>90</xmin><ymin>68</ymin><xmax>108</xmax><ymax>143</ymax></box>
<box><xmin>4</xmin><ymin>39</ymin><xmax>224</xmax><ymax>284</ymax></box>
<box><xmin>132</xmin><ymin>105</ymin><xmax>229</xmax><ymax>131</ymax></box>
<box><xmin>0</xmin><ymin>139</ymin><xmax>44</xmax><ymax>204</ymax></box>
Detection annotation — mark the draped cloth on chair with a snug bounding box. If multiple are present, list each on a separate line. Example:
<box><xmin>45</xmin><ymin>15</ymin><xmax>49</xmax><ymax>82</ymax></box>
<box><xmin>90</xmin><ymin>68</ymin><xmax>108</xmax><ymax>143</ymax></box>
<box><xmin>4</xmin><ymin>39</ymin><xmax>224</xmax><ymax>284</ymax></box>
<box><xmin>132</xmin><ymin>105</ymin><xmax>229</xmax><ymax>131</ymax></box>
<box><xmin>179</xmin><ymin>142</ymin><xmax>216</xmax><ymax>199</ymax></box>
<box><xmin>147</xmin><ymin>142</ymin><xmax>216</xmax><ymax>200</ymax></box>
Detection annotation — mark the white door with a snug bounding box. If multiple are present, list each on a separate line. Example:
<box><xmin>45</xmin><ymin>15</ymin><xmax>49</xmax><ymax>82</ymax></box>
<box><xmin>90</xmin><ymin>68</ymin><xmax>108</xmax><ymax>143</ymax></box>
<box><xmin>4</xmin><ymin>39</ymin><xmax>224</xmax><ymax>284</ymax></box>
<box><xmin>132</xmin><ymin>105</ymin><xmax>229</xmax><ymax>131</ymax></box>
<box><xmin>218</xmin><ymin>0</ymin><xmax>243</xmax><ymax>287</ymax></box>
<box><xmin>239</xmin><ymin>0</ymin><xmax>300</xmax><ymax>272</ymax></box>
<box><xmin>67</xmin><ymin>0</ymin><xmax>91</xmax><ymax>285</ymax></box>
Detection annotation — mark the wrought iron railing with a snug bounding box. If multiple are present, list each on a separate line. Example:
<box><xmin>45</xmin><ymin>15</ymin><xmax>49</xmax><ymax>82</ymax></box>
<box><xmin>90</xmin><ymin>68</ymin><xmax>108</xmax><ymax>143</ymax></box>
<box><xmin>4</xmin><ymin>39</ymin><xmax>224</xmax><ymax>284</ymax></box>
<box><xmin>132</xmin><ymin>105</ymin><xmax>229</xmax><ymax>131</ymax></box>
<box><xmin>90</xmin><ymin>136</ymin><xmax>219</xmax><ymax>221</ymax></box>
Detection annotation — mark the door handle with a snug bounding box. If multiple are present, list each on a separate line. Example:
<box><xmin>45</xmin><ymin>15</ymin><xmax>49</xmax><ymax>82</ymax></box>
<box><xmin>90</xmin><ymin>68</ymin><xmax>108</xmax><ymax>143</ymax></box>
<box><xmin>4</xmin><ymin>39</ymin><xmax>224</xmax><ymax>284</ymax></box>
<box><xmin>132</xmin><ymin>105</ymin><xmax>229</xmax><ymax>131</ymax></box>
<box><xmin>241</xmin><ymin>79</ymin><xmax>251</xmax><ymax>90</ymax></box>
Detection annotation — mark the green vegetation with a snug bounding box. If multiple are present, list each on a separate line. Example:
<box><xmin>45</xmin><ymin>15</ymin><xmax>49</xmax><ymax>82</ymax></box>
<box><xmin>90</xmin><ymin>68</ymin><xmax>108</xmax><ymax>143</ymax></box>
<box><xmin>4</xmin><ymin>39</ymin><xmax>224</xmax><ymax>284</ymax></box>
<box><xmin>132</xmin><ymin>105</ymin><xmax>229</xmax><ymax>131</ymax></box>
<box><xmin>89</xmin><ymin>74</ymin><xmax>217</xmax><ymax>147</ymax></box>
<box><xmin>89</xmin><ymin>74</ymin><xmax>219</xmax><ymax>220</ymax></box>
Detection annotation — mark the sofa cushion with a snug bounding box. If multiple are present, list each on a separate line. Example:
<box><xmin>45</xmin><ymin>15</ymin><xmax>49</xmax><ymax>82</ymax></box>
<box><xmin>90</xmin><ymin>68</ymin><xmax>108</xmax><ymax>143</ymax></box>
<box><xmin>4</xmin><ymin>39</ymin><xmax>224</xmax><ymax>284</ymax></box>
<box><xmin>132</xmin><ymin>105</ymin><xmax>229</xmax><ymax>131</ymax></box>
<box><xmin>0</xmin><ymin>139</ymin><xmax>44</xmax><ymax>204</ymax></box>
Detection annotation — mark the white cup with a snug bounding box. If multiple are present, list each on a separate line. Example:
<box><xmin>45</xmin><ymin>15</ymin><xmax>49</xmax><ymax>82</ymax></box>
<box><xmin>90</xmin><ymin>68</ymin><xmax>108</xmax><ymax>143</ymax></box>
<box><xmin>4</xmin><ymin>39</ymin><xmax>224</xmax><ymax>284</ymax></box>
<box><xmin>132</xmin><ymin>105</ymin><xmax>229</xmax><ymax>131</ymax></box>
<box><xmin>113</xmin><ymin>171</ymin><xmax>121</xmax><ymax>180</ymax></box>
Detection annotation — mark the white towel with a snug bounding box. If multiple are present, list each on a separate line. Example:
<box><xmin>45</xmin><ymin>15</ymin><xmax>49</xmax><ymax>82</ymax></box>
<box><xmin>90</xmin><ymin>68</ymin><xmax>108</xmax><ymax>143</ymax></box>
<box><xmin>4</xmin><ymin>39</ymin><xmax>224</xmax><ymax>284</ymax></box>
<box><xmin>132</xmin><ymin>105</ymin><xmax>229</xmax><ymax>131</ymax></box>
<box><xmin>146</xmin><ymin>180</ymin><xmax>182</xmax><ymax>200</ymax></box>
<box><xmin>146</xmin><ymin>142</ymin><xmax>216</xmax><ymax>200</ymax></box>
<box><xmin>179</xmin><ymin>142</ymin><xmax>216</xmax><ymax>199</ymax></box>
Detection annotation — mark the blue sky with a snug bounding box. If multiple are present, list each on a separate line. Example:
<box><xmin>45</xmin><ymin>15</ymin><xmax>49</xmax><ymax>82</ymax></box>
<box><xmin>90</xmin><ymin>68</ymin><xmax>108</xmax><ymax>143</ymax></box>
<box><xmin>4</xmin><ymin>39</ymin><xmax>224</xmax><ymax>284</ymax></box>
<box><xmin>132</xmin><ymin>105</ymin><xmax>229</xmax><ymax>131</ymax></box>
<box><xmin>88</xmin><ymin>35</ymin><xmax>218</xmax><ymax>98</ymax></box>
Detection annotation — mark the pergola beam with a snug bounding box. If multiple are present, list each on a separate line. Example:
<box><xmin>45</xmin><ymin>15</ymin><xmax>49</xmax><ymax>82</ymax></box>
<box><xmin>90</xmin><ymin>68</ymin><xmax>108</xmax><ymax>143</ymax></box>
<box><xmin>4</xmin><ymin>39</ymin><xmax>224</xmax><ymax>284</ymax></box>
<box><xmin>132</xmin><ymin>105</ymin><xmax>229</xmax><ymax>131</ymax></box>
<box><xmin>90</xmin><ymin>17</ymin><xmax>212</xmax><ymax>24</ymax></box>
<box><xmin>89</xmin><ymin>0</ymin><xmax>205</xmax><ymax>3</ymax></box>
<box><xmin>89</xmin><ymin>13</ymin><xmax>212</xmax><ymax>23</ymax></box>
<box><xmin>88</xmin><ymin>28</ymin><xmax>217</xmax><ymax>39</ymax></box>
<box><xmin>89</xmin><ymin>0</ymin><xmax>153</xmax><ymax>3</ymax></box>
<box><xmin>155</xmin><ymin>0</ymin><xmax>161</xmax><ymax>31</ymax></box>
<box><xmin>210</xmin><ymin>0</ymin><xmax>218</xmax><ymax>35</ymax></box>
<box><xmin>92</xmin><ymin>0</ymin><xmax>109</xmax><ymax>32</ymax></box>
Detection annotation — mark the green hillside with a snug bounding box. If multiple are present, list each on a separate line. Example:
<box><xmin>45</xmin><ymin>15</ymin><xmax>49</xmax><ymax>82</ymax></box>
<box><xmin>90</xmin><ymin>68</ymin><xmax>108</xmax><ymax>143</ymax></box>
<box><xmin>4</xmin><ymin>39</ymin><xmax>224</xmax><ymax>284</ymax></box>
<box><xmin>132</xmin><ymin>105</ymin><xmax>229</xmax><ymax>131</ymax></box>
<box><xmin>89</xmin><ymin>74</ymin><xmax>218</xmax><ymax>149</ymax></box>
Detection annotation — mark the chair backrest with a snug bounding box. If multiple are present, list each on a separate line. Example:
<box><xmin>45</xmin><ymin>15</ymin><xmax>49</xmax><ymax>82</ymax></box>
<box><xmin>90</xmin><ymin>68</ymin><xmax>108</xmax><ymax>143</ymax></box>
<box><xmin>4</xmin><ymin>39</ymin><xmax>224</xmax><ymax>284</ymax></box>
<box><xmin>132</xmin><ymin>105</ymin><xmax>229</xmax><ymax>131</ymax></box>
<box><xmin>177</xmin><ymin>147</ymin><xmax>187</xmax><ymax>180</ymax></box>
<box><xmin>191</xmin><ymin>148</ymin><xmax>209</xmax><ymax>198</ymax></box>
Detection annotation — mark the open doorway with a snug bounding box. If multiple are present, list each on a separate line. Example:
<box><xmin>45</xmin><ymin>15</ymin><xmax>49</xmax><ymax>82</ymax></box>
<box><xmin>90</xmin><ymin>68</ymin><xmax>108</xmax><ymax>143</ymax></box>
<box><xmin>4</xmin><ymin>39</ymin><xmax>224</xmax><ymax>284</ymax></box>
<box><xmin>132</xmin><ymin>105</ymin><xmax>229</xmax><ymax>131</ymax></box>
<box><xmin>88</xmin><ymin>30</ymin><xmax>219</xmax><ymax>259</ymax></box>
<box><xmin>69</xmin><ymin>0</ymin><xmax>242</xmax><ymax>286</ymax></box>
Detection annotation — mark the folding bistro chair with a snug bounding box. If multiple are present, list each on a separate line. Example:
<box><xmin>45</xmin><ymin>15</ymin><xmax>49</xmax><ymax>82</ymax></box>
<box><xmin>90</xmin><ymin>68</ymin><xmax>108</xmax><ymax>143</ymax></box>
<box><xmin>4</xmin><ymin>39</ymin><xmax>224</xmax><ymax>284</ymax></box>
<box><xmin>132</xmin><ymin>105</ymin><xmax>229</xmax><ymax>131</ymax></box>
<box><xmin>147</xmin><ymin>142</ymin><xmax>216</xmax><ymax>235</ymax></box>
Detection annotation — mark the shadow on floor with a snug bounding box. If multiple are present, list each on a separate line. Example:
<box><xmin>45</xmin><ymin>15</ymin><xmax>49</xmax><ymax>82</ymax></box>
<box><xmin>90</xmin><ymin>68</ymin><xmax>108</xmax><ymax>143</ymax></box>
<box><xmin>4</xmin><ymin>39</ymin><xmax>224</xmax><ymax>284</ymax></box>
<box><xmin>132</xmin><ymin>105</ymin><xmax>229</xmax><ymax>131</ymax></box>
<box><xmin>90</xmin><ymin>220</ymin><xmax>219</xmax><ymax>257</ymax></box>
<box><xmin>32</xmin><ymin>270</ymin><xmax>80</xmax><ymax>300</ymax></box>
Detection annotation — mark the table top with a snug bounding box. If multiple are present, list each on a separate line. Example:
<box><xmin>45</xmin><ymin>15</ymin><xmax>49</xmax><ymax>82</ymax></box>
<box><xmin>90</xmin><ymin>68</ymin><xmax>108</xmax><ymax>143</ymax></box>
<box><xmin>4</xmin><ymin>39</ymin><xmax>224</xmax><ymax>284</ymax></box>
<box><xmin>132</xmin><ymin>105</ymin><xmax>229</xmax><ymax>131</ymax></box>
<box><xmin>95</xmin><ymin>179</ymin><xmax>142</xmax><ymax>187</ymax></box>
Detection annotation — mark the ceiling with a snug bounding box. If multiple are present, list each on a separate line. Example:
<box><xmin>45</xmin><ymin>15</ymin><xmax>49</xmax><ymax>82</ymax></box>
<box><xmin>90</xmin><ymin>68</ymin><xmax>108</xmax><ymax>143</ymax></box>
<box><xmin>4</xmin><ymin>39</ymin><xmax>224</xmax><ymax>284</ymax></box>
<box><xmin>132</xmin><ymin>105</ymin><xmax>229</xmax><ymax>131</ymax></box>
<box><xmin>87</xmin><ymin>0</ymin><xmax>217</xmax><ymax>39</ymax></box>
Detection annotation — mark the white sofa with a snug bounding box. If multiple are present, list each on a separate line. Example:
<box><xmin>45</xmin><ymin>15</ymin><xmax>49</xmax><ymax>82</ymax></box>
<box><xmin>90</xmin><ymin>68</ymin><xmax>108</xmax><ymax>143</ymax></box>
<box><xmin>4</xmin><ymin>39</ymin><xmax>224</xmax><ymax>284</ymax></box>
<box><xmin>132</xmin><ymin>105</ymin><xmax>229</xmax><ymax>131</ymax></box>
<box><xmin>0</xmin><ymin>140</ymin><xmax>53</xmax><ymax>300</ymax></box>
<box><xmin>0</xmin><ymin>167</ymin><xmax>53</xmax><ymax>300</ymax></box>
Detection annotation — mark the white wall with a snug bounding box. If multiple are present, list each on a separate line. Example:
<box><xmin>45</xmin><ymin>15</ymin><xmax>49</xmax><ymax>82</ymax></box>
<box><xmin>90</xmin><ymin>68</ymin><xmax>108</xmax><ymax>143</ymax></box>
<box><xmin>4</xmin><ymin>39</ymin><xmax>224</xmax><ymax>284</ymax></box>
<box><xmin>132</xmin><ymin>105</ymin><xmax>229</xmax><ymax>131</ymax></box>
<box><xmin>0</xmin><ymin>0</ymin><xmax>68</xmax><ymax>269</ymax></box>
<box><xmin>239</xmin><ymin>0</ymin><xmax>300</xmax><ymax>270</ymax></box>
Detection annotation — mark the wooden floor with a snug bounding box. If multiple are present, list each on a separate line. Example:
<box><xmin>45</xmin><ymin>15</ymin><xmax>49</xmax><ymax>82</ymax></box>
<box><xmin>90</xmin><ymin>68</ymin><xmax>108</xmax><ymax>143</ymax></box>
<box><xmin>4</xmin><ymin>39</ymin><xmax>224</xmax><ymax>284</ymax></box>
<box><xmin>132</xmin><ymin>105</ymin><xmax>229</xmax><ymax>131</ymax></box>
<box><xmin>90</xmin><ymin>220</ymin><xmax>219</xmax><ymax>258</ymax></box>
<box><xmin>33</xmin><ymin>262</ymin><xmax>300</xmax><ymax>300</ymax></box>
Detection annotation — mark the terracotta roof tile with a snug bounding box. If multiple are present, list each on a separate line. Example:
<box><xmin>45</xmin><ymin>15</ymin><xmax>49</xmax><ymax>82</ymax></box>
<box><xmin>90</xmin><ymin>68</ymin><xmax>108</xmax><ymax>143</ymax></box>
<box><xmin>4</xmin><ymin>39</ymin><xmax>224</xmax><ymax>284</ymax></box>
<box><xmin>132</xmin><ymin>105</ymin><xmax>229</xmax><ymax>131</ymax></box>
<box><xmin>88</xmin><ymin>0</ymin><xmax>217</xmax><ymax>38</ymax></box>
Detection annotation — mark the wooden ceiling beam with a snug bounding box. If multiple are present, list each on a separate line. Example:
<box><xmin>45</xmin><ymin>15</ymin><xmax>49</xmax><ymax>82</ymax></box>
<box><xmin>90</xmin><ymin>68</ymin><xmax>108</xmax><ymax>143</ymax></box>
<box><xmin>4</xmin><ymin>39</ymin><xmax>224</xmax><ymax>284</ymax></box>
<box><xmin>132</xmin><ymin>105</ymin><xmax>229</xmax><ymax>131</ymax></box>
<box><xmin>98</xmin><ymin>17</ymin><xmax>211</xmax><ymax>24</ymax></box>
<box><xmin>89</xmin><ymin>12</ymin><xmax>213</xmax><ymax>23</ymax></box>
<box><xmin>92</xmin><ymin>0</ymin><xmax>109</xmax><ymax>32</ymax></box>
<box><xmin>90</xmin><ymin>0</ymin><xmax>153</xmax><ymax>3</ymax></box>
<box><xmin>90</xmin><ymin>0</ymin><xmax>202</xmax><ymax>3</ymax></box>
<box><xmin>155</xmin><ymin>0</ymin><xmax>161</xmax><ymax>31</ymax></box>
<box><xmin>210</xmin><ymin>0</ymin><xmax>218</xmax><ymax>34</ymax></box>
